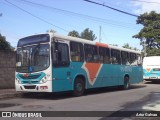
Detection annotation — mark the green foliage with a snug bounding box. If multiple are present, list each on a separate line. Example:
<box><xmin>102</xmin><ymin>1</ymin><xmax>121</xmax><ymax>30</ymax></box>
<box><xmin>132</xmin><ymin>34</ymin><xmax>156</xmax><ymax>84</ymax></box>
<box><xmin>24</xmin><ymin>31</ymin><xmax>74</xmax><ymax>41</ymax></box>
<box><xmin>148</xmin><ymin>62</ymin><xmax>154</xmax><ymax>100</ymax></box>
<box><xmin>0</xmin><ymin>34</ymin><xmax>12</xmax><ymax>50</ymax></box>
<box><xmin>110</xmin><ymin>44</ymin><xmax>118</xmax><ymax>46</ymax></box>
<box><xmin>122</xmin><ymin>43</ymin><xmax>132</xmax><ymax>49</ymax></box>
<box><xmin>68</xmin><ymin>28</ymin><xmax>97</xmax><ymax>41</ymax></box>
<box><xmin>146</xmin><ymin>48</ymin><xmax>160</xmax><ymax>56</ymax></box>
<box><xmin>122</xmin><ymin>43</ymin><xmax>139</xmax><ymax>51</ymax></box>
<box><xmin>68</xmin><ymin>30</ymin><xmax>80</xmax><ymax>38</ymax></box>
<box><xmin>80</xmin><ymin>28</ymin><xmax>97</xmax><ymax>41</ymax></box>
<box><xmin>133</xmin><ymin>11</ymin><xmax>160</xmax><ymax>56</ymax></box>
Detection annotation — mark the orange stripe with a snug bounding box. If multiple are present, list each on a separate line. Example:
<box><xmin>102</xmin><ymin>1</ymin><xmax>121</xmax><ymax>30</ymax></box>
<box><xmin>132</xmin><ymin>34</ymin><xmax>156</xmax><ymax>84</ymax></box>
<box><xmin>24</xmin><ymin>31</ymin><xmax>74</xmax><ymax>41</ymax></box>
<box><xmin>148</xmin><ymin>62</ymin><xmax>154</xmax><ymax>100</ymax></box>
<box><xmin>85</xmin><ymin>63</ymin><xmax>101</xmax><ymax>82</ymax></box>
<box><xmin>96</xmin><ymin>42</ymin><xmax>108</xmax><ymax>48</ymax></box>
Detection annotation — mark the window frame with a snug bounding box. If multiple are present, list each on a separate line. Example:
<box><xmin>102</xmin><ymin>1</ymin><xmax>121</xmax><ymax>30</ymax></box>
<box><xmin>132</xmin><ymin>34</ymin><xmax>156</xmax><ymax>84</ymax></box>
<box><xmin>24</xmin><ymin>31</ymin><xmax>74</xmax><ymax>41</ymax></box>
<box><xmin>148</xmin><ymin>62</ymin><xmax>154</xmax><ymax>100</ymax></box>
<box><xmin>130</xmin><ymin>53</ymin><xmax>138</xmax><ymax>66</ymax></box>
<box><xmin>99</xmin><ymin>47</ymin><xmax>111</xmax><ymax>64</ymax></box>
<box><xmin>84</xmin><ymin>44</ymin><xmax>99</xmax><ymax>63</ymax></box>
<box><xmin>70</xmin><ymin>41</ymin><xmax>84</xmax><ymax>62</ymax></box>
<box><xmin>52</xmin><ymin>41</ymin><xmax>70</xmax><ymax>67</ymax></box>
<box><xmin>111</xmin><ymin>49</ymin><xmax>121</xmax><ymax>64</ymax></box>
<box><xmin>121</xmin><ymin>51</ymin><xmax>130</xmax><ymax>65</ymax></box>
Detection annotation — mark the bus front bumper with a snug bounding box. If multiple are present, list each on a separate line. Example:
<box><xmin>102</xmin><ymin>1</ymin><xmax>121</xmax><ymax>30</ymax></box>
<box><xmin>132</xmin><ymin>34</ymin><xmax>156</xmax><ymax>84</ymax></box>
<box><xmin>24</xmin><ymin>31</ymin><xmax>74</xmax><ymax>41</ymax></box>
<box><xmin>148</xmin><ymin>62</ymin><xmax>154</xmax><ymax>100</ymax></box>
<box><xmin>144</xmin><ymin>76</ymin><xmax>160</xmax><ymax>80</ymax></box>
<box><xmin>15</xmin><ymin>81</ymin><xmax>52</xmax><ymax>92</ymax></box>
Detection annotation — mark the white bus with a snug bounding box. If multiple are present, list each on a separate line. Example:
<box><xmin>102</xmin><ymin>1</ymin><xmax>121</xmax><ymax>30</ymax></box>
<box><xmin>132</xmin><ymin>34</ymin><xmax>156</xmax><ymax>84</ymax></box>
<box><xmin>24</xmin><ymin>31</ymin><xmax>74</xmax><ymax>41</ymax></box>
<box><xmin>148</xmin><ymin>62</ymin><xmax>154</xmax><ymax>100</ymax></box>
<box><xmin>143</xmin><ymin>56</ymin><xmax>160</xmax><ymax>81</ymax></box>
<box><xmin>15</xmin><ymin>32</ymin><xmax>143</xmax><ymax>96</ymax></box>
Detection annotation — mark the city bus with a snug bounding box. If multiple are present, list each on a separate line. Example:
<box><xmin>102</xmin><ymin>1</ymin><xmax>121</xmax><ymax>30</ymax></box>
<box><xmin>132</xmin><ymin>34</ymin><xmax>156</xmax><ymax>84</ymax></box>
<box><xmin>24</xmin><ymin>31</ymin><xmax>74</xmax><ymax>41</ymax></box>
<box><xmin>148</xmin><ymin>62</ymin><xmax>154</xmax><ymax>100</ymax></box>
<box><xmin>143</xmin><ymin>56</ymin><xmax>160</xmax><ymax>81</ymax></box>
<box><xmin>15</xmin><ymin>31</ymin><xmax>143</xmax><ymax>96</ymax></box>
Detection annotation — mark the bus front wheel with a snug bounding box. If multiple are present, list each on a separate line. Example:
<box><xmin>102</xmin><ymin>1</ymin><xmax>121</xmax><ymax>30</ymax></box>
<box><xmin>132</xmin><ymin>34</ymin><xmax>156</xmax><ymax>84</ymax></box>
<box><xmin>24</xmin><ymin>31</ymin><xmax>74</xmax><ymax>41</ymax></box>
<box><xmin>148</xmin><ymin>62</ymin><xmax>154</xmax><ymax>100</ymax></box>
<box><xmin>73</xmin><ymin>77</ymin><xmax>85</xmax><ymax>97</ymax></box>
<box><xmin>123</xmin><ymin>76</ymin><xmax>130</xmax><ymax>90</ymax></box>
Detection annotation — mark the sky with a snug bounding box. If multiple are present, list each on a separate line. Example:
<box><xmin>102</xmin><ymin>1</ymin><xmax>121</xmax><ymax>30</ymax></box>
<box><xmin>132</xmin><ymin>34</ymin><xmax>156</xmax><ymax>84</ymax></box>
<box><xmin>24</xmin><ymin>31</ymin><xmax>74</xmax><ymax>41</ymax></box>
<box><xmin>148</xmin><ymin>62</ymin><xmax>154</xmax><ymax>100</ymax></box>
<box><xmin>1</xmin><ymin>0</ymin><xmax>160</xmax><ymax>50</ymax></box>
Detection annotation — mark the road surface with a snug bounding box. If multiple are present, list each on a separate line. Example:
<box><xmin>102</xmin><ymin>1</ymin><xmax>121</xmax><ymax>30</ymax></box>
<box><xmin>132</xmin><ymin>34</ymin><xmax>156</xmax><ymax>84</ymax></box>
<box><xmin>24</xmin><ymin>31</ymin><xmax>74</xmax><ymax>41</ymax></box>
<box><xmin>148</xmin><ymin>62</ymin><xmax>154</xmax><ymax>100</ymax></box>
<box><xmin>0</xmin><ymin>81</ymin><xmax>160</xmax><ymax>120</ymax></box>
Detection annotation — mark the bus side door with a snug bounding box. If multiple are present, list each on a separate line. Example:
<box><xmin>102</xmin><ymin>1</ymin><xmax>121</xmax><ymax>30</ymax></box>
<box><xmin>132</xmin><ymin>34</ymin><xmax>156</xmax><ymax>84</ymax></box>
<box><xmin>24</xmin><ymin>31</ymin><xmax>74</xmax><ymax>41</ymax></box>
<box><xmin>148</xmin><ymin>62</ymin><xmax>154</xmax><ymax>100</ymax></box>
<box><xmin>52</xmin><ymin>39</ymin><xmax>72</xmax><ymax>92</ymax></box>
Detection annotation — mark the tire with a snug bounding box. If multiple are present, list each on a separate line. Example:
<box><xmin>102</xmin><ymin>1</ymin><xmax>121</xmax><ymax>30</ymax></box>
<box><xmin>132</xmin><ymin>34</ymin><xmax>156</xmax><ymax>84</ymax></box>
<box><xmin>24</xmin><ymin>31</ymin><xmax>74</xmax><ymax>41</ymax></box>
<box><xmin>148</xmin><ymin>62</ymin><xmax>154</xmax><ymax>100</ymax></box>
<box><xmin>123</xmin><ymin>76</ymin><xmax>130</xmax><ymax>90</ymax></box>
<box><xmin>73</xmin><ymin>77</ymin><xmax>85</xmax><ymax>97</ymax></box>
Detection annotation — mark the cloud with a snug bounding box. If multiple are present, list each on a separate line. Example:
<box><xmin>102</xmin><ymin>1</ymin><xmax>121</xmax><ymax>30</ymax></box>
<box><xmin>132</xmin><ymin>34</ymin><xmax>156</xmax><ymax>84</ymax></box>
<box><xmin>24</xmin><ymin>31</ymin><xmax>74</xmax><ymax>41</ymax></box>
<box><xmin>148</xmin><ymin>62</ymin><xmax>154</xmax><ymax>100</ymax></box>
<box><xmin>132</xmin><ymin>0</ymin><xmax>160</xmax><ymax>14</ymax></box>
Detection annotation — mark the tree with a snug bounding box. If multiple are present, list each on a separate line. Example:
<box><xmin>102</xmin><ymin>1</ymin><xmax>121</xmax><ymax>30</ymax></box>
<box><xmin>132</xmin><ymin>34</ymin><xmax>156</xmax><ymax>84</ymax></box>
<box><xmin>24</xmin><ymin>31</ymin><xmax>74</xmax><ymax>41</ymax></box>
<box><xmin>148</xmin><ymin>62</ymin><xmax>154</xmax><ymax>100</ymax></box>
<box><xmin>0</xmin><ymin>34</ymin><xmax>12</xmax><ymax>50</ymax></box>
<box><xmin>133</xmin><ymin>11</ymin><xmax>160</xmax><ymax>56</ymax></box>
<box><xmin>122</xmin><ymin>43</ymin><xmax>139</xmax><ymax>51</ymax></box>
<box><xmin>146</xmin><ymin>47</ymin><xmax>160</xmax><ymax>56</ymax></box>
<box><xmin>68</xmin><ymin>28</ymin><xmax>97</xmax><ymax>41</ymax></box>
<box><xmin>110</xmin><ymin>44</ymin><xmax>118</xmax><ymax>46</ymax></box>
<box><xmin>122</xmin><ymin>43</ymin><xmax>132</xmax><ymax>49</ymax></box>
<box><xmin>46</xmin><ymin>29</ymin><xmax>56</xmax><ymax>33</ymax></box>
<box><xmin>80</xmin><ymin>28</ymin><xmax>97</xmax><ymax>41</ymax></box>
<box><xmin>68</xmin><ymin>30</ymin><xmax>80</xmax><ymax>38</ymax></box>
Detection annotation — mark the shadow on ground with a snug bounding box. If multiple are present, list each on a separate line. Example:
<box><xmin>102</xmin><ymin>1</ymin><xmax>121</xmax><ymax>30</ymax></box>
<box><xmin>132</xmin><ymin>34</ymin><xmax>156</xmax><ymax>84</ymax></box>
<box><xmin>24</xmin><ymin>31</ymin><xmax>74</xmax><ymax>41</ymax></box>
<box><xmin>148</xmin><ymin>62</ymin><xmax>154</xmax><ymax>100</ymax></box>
<box><xmin>144</xmin><ymin>80</ymin><xmax>160</xmax><ymax>84</ymax></box>
<box><xmin>20</xmin><ymin>83</ymin><xmax>146</xmax><ymax>100</ymax></box>
<box><xmin>100</xmin><ymin>91</ymin><xmax>160</xmax><ymax>120</ymax></box>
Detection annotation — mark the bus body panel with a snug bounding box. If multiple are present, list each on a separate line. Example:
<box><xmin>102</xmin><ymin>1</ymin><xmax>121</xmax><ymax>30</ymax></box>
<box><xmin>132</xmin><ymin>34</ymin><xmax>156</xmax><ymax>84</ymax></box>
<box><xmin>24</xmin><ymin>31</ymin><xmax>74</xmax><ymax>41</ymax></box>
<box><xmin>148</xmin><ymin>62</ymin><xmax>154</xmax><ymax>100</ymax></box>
<box><xmin>52</xmin><ymin>62</ymin><xmax>143</xmax><ymax>92</ymax></box>
<box><xmin>143</xmin><ymin>56</ymin><xmax>160</xmax><ymax>80</ymax></box>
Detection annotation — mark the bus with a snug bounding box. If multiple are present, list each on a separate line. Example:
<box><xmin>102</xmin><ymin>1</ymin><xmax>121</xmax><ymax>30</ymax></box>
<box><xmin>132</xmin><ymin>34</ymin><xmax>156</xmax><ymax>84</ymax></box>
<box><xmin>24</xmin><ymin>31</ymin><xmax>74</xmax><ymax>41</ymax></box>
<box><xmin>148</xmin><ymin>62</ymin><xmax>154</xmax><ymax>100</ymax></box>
<box><xmin>143</xmin><ymin>56</ymin><xmax>160</xmax><ymax>81</ymax></box>
<box><xmin>15</xmin><ymin>32</ymin><xmax>143</xmax><ymax>96</ymax></box>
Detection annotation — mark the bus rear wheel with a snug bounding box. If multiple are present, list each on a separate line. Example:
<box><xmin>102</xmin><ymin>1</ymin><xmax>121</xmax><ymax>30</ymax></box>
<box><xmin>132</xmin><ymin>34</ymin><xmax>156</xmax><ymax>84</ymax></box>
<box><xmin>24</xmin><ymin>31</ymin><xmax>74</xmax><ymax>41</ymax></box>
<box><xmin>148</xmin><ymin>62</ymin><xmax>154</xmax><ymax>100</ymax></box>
<box><xmin>123</xmin><ymin>76</ymin><xmax>130</xmax><ymax>90</ymax></box>
<box><xmin>73</xmin><ymin>77</ymin><xmax>85</xmax><ymax>97</ymax></box>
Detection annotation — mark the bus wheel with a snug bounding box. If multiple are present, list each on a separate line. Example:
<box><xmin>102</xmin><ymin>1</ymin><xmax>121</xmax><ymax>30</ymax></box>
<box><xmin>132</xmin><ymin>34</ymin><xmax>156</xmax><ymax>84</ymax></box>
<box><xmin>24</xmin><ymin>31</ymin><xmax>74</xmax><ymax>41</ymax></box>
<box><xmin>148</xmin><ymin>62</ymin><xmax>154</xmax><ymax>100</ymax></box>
<box><xmin>123</xmin><ymin>76</ymin><xmax>130</xmax><ymax>90</ymax></box>
<box><xmin>73</xmin><ymin>77</ymin><xmax>85</xmax><ymax>97</ymax></box>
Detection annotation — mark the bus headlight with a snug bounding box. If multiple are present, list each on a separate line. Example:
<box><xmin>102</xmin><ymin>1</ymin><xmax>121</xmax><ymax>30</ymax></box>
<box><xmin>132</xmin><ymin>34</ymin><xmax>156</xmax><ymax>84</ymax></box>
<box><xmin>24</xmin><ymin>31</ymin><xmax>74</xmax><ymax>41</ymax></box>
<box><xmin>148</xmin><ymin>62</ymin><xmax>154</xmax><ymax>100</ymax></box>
<box><xmin>40</xmin><ymin>74</ymin><xmax>50</xmax><ymax>83</ymax></box>
<box><xmin>16</xmin><ymin>78</ymin><xmax>21</xmax><ymax>84</ymax></box>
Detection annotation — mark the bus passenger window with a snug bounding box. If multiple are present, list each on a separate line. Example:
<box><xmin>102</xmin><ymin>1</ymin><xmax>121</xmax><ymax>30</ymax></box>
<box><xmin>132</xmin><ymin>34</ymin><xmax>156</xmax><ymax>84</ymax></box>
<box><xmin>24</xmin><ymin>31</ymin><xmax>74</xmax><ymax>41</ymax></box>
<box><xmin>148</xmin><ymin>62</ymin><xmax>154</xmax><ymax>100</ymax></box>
<box><xmin>121</xmin><ymin>51</ymin><xmax>130</xmax><ymax>65</ymax></box>
<box><xmin>99</xmin><ymin>47</ymin><xmax>105</xmax><ymax>63</ymax></box>
<box><xmin>84</xmin><ymin>44</ymin><xmax>99</xmax><ymax>63</ymax></box>
<box><xmin>99</xmin><ymin>47</ymin><xmax>110</xmax><ymax>64</ymax></box>
<box><xmin>111</xmin><ymin>49</ymin><xmax>121</xmax><ymax>64</ymax></box>
<box><xmin>130</xmin><ymin>53</ymin><xmax>137</xmax><ymax>66</ymax></box>
<box><xmin>104</xmin><ymin>48</ymin><xmax>110</xmax><ymax>64</ymax></box>
<box><xmin>70</xmin><ymin>42</ymin><xmax>84</xmax><ymax>62</ymax></box>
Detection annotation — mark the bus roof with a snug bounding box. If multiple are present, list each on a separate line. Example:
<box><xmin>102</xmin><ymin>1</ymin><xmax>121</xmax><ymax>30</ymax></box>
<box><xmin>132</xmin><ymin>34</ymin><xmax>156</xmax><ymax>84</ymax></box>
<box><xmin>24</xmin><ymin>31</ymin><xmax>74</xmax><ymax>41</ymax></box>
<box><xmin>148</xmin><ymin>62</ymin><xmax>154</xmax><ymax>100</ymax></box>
<box><xmin>18</xmin><ymin>32</ymin><xmax>141</xmax><ymax>54</ymax></box>
<box><xmin>53</xmin><ymin>32</ymin><xmax>141</xmax><ymax>54</ymax></box>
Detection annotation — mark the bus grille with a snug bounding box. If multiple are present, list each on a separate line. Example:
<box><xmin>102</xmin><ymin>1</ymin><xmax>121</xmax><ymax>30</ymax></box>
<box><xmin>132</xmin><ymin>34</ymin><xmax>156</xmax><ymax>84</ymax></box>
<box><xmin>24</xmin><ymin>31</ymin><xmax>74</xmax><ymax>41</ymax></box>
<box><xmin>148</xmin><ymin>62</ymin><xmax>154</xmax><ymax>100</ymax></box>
<box><xmin>20</xmin><ymin>74</ymin><xmax>41</xmax><ymax>79</ymax></box>
<box><xmin>153</xmin><ymin>68</ymin><xmax>160</xmax><ymax>71</ymax></box>
<box><xmin>22</xmin><ymin>81</ymin><xmax>39</xmax><ymax>84</ymax></box>
<box><xmin>24</xmin><ymin>85</ymin><xmax>36</xmax><ymax>89</ymax></box>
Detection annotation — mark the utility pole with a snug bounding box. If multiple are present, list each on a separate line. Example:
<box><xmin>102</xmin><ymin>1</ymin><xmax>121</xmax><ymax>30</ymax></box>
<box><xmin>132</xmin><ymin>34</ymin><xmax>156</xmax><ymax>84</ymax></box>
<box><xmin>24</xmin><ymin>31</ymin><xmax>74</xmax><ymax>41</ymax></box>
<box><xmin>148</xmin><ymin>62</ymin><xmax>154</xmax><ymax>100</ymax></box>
<box><xmin>99</xmin><ymin>26</ymin><xmax>101</xmax><ymax>42</ymax></box>
<box><xmin>142</xmin><ymin>37</ymin><xmax>147</xmax><ymax>57</ymax></box>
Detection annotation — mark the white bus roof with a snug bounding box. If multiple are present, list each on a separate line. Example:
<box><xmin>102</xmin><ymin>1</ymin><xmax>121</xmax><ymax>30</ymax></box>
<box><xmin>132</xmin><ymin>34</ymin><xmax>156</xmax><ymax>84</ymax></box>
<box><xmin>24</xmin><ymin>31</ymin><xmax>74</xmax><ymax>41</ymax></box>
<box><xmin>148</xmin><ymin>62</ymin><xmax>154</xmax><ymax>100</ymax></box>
<box><xmin>19</xmin><ymin>32</ymin><xmax>141</xmax><ymax>54</ymax></box>
<box><xmin>53</xmin><ymin>32</ymin><xmax>141</xmax><ymax>54</ymax></box>
<box><xmin>143</xmin><ymin>56</ymin><xmax>160</xmax><ymax>66</ymax></box>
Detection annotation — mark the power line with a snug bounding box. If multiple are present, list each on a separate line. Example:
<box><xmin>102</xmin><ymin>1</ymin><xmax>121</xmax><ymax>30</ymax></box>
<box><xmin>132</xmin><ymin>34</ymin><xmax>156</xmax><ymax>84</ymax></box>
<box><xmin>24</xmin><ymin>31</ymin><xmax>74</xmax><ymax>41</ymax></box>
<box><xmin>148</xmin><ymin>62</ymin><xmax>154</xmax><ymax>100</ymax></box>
<box><xmin>97</xmin><ymin>0</ymin><xmax>131</xmax><ymax>11</ymax></box>
<box><xmin>4</xmin><ymin>0</ymin><xmax>69</xmax><ymax>33</ymax></box>
<box><xmin>131</xmin><ymin>0</ymin><xmax>160</xmax><ymax>4</ymax></box>
<box><xmin>83</xmin><ymin>0</ymin><xmax>139</xmax><ymax>17</ymax></box>
<box><xmin>19</xmin><ymin>0</ymin><xmax>132</xmax><ymax>24</ymax></box>
<box><xmin>15</xmin><ymin>0</ymin><xmax>137</xmax><ymax>30</ymax></box>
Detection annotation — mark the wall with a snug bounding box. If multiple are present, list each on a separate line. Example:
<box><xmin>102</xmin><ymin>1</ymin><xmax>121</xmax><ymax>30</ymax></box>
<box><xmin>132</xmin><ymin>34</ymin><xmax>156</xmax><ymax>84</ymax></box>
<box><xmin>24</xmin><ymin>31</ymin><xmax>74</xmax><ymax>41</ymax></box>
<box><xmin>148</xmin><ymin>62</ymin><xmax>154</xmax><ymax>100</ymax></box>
<box><xmin>0</xmin><ymin>51</ymin><xmax>16</xmax><ymax>89</ymax></box>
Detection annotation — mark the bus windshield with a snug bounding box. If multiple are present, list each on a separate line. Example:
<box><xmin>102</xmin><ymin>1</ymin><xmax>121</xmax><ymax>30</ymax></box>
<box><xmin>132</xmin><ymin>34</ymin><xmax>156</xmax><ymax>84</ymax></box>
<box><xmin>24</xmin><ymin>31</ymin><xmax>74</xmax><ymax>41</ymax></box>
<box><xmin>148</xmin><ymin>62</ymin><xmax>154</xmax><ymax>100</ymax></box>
<box><xmin>18</xmin><ymin>34</ymin><xmax>49</xmax><ymax>47</ymax></box>
<box><xmin>16</xmin><ymin>44</ymin><xmax>50</xmax><ymax>73</ymax></box>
